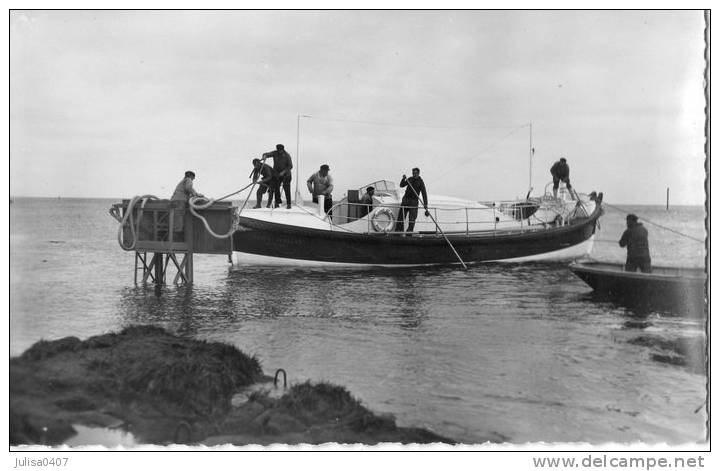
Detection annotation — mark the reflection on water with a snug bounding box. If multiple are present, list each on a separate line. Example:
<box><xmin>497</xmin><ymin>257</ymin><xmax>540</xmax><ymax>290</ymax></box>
<box><xmin>117</xmin><ymin>265</ymin><xmax>441</xmax><ymax>337</ymax></box>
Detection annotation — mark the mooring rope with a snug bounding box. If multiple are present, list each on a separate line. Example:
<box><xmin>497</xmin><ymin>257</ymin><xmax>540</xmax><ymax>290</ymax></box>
<box><xmin>190</xmin><ymin>181</ymin><xmax>257</xmax><ymax>210</ymax></box>
<box><xmin>237</xmin><ymin>180</ymin><xmax>258</xmax><ymax>214</ymax></box>
<box><xmin>602</xmin><ymin>202</ymin><xmax>705</xmax><ymax>244</ymax></box>
<box><xmin>188</xmin><ymin>180</ymin><xmax>260</xmax><ymax>239</ymax></box>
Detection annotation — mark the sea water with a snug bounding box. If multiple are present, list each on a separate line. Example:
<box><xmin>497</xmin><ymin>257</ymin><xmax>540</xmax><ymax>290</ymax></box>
<box><xmin>9</xmin><ymin>198</ymin><xmax>707</xmax><ymax>444</ymax></box>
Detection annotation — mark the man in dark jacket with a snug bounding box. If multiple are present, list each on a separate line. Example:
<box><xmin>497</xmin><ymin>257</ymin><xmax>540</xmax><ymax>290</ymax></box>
<box><xmin>550</xmin><ymin>157</ymin><xmax>574</xmax><ymax>200</ymax></box>
<box><xmin>394</xmin><ymin>167</ymin><xmax>430</xmax><ymax>233</ymax></box>
<box><xmin>250</xmin><ymin>158</ymin><xmax>278</xmax><ymax>208</ymax></box>
<box><xmin>262</xmin><ymin>144</ymin><xmax>294</xmax><ymax>209</ymax></box>
<box><xmin>619</xmin><ymin>213</ymin><xmax>651</xmax><ymax>273</ymax></box>
<box><xmin>359</xmin><ymin>186</ymin><xmax>375</xmax><ymax>218</ymax></box>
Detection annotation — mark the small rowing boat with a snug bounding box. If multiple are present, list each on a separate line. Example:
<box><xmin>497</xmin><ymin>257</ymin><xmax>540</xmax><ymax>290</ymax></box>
<box><xmin>569</xmin><ymin>260</ymin><xmax>706</xmax><ymax>316</ymax></box>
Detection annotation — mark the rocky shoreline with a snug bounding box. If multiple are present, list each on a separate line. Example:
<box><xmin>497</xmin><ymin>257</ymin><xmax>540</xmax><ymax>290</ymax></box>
<box><xmin>10</xmin><ymin>325</ymin><xmax>452</xmax><ymax>447</ymax></box>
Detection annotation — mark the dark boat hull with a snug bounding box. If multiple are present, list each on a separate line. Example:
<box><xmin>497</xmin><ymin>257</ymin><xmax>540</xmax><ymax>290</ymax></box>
<box><xmin>232</xmin><ymin>207</ymin><xmax>601</xmax><ymax>266</ymax></box>
<box><xmin>570</xmin><ymin>261</ymin><xmax>706</xmax><ymax>316</ymax></box>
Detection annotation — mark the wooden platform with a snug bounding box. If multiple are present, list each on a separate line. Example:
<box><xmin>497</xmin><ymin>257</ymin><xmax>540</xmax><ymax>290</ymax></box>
<box><xmin>120</xmin><ymin>199</ymin><xmax>234</xmax><ymax>254</ymax></box>
<box><xmin>116</xmin><ymin>199</ymin><xmax>235</xmax><ymax>284</ymax></box>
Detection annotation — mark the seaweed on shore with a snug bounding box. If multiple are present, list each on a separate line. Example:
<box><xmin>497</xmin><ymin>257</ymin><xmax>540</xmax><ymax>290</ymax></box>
<box><xmin>276</xmin><ymin>381</ymin><xmax>397</xmax><ymax>433</ymax></box>
<box><xmin>14</xmin><ymin>325</ymin><xmax>263</xmax><ymax>418</ymax></box>
<box><xmin>11</xmin><ymin>325</ymin><xmax>452</xmax><ymax>446</ymax></box>
<box><xmin>206</xmin><ymin>380</ymin><xmax>450</xmax><ymax>445</ymax></box>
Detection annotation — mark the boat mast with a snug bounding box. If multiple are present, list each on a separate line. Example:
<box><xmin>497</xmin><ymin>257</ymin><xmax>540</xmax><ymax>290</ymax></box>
<box><xmin>295</xmin><ymin>114</ymin><xmax>301</xmax><ymax>202</ymax></box>
<box><xmin>528</xmin><ymin>122</ymin><xmax>533</xmax><ymax>196</ymax></box>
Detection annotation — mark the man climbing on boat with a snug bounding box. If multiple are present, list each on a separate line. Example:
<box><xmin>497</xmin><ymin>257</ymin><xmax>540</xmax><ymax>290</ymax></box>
<box><xmin>394</xmin><ymin>167</ymin><xmax>430</xmax><ymax>234</ymax></box>
<box><xmin>262</xmin><ymin>144</ymin><xmax>293</xmax><ymax>209</ymax></box>
<box><xmin>306</xmin><ymin>164</ymin><xmax>334</xmax><ymax>214</ymax></box>
<box><xmin>250</xmin><ymin>158</ymin><xmax>279</xmax><ymax>208</ymax></box>
<box><xmin>619</xmin><ymin>213</ymin><xmax>652</xmax><ymax>273</ymax></box>
<box><xmin>550</xmin><ymin>157</ymin><xmax>576</xmax><ymax>200</ymax></box>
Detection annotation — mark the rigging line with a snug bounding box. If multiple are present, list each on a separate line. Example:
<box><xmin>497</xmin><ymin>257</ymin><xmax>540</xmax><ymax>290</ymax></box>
<box><xmin>430</xmin><ymin>124</ymin><xmax>529</xmax><ymax>185</ymax></box>
<box><xmin>603</xmin><ymin>202</ymin><xmax>705</xmax><ymax>244</ymax></box>
<box><xmin>302</xmin><ymin>114</ymin><xmax>526</xmax><ymax>131</ymax></box>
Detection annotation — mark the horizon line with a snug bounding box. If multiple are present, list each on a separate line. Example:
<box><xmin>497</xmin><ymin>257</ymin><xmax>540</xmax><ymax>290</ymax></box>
<box><xmin>8</xmin><ymin>194</ymin><xmax>707</xmax><ymax>207</ymax></box>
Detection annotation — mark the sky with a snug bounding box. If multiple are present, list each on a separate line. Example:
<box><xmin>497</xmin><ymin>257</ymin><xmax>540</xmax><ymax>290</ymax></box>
<box><xmin>9</xmin><ymin>10</ymin><xmax>707</xmax><ymax>205</ymax></box>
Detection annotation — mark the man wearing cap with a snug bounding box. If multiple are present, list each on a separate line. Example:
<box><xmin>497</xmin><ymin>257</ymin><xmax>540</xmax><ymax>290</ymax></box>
<box><xmin>359</xmin><ymin>186</ymin><xmax>375</xmax><ymax>218</ymax></box>
<box><xmin>250</xmin><ymin>158</ymin><xmax>279</xmax><ymax>208</ymax></box>
<box><xmin>550</xmin><ymin>157</ymin><xmax>575</xmax><ymax>200</ymax></box>
<box><xmin>394</xmin><ymin>167</ymin><xmax>429</xmax><ymax>234</ymax></box>
<box><xmin>262</xmin><ymin>144</ymin><xmax>294</xmax><ymax>209</ymax></box>
<box><xmin>170</xmin><ymin>170</ymin><xmax>204</xmax><ymax>233</ymax></box>
<box><xmin>306</xmin><ymin>164</ymin><xmax>334</xmax><ymax>214</ymax></box>
<box><xmin>619</xmin><ymin>213</ymin><xmax>651</xmax><ymax>273</ymax></box>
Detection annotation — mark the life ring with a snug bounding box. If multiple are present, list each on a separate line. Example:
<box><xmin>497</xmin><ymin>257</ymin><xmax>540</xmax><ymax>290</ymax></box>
<box><xmin>371</xmin><ymin>207</ymin><xmax>395</xmax><ymax>232</ymax></box>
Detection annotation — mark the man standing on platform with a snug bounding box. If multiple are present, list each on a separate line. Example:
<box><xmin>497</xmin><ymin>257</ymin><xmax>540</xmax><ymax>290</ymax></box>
<box><xmin>262</xmin><ymin>144</ymin><xmax>294</xmax><ymax>209</ymax></box>
<box><xmin>170</xmin><ymin>170</ymin><xmax>204</xmax><ymax>233</ymax></box>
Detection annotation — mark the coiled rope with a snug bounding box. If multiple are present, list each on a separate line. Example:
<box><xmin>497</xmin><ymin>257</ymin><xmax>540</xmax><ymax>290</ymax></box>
<box><xmin>602</xmin><ymin>202</ymin><xmax>705</xmax><ymax>244</ymax></box>
<box><xmin>111</xmin><ymin>194</ymin><xmax>159</xmax><ymax>251</ymax></box>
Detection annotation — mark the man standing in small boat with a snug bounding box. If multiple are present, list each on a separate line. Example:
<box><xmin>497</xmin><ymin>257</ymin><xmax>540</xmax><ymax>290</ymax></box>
<box><xmin>550</xmin><ymin>157</ymin><xmax>575</xmax><ymax>200</ymax></box>
<box><xmin>394</xmin><ymin>168</ymin><xmax>430</xmax><ymax>234</ymax></box>
<box><xmin>306</xmin><ymin>164</ymin><xmax>334</xmax><ymax>214</ymax></box>
<box><xmin>262</xmin><ymin>144</ymin><xmax>293</xmax><ymax>209</ymax></box>
<box><xmin>250</xmin><ymin>158</ymin><xmax>278</xmax><ymax>208</ymax></box>
<box><xmin>619</xmin><ymin>213</ymin><xmax>651</xmax><ymax>273</ymax></box>
<box><xmin>170</xmin><ymin>170</ymin><xmax>204</xmax><ymax>233</ymax></box>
